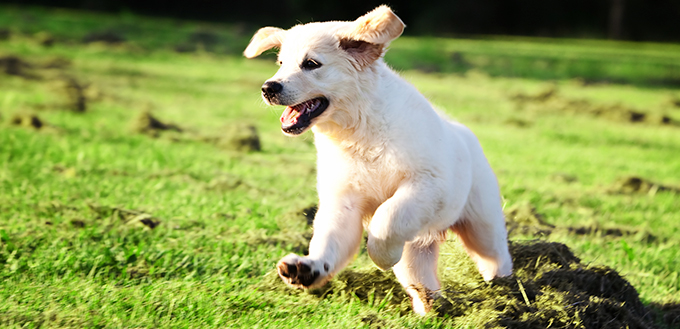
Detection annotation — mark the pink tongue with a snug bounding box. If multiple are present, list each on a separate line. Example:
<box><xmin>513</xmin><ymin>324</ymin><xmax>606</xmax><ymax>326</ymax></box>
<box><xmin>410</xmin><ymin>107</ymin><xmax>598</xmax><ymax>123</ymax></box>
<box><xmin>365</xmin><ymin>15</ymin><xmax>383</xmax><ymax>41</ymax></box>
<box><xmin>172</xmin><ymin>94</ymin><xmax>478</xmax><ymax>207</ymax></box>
<box><xmin>280</xmin><ymin>106</ymin><xmax>301</xmax><ymax>125</ymax></box>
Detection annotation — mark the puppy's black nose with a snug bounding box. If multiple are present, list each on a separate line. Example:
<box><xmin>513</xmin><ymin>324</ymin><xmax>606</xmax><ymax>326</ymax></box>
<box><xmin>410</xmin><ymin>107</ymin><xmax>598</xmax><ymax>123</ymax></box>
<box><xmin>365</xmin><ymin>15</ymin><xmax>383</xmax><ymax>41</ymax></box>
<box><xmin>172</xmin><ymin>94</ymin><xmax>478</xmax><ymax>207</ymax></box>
<box><xmin>262</xmin><ymin>81</ymin><xmax>283</xmax><ymax>96</ymax></box>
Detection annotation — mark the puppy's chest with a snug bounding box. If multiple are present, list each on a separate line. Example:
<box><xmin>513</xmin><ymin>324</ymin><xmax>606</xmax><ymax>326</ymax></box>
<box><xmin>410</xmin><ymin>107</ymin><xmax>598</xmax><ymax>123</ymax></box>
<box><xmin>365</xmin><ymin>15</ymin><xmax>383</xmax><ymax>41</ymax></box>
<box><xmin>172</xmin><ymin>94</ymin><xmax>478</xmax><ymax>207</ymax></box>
<box><xmin>343</xmin><ymin>148</ymin><xmax>406</xmax><ymax>201</ymax></box>
<box><xmin>316</xmin><ymin>137</ymin><xmax>407</xmax><ymax>202</ymax></box>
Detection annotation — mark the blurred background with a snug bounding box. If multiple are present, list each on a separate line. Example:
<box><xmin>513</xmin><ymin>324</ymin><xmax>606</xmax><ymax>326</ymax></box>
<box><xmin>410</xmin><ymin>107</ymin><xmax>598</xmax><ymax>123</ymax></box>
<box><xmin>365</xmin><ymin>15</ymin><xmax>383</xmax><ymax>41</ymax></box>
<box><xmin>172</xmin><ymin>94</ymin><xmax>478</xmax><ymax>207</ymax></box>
<box><xmin>4</xmin><ymin>0</ymin><xmax>680</xmax><ymax>41</ymax></box>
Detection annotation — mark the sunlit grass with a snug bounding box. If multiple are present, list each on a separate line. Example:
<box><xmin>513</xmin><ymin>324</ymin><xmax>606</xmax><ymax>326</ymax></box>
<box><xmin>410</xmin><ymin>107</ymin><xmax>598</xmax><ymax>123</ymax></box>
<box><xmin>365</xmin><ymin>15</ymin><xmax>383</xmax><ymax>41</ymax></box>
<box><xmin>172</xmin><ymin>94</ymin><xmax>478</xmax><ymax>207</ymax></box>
<box><xmin>1</xmin><ymin>5</ymin><xmax>679</xmax><ymax>328</ymax></box>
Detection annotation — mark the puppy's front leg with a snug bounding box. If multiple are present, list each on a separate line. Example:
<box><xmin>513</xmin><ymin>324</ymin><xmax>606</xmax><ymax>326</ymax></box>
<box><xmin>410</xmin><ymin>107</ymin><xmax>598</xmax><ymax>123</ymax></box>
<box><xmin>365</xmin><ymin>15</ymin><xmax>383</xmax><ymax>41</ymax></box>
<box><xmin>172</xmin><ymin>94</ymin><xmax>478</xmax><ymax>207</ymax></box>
<box><xmin>367</xmin><ymin>179</ymin><xmax>441</xmax><ymax>270</ymax></box>
<box><xmin>277</xmin><ymin>194</ymin><xmax>363</xmax><ymax>289</ymax></box>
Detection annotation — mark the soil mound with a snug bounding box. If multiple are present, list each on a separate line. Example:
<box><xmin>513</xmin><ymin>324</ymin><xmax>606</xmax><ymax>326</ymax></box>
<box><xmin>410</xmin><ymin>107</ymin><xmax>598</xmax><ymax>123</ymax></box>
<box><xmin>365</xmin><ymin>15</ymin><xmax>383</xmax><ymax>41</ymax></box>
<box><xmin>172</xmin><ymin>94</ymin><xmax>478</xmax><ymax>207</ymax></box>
<box><xmin>198</xmin><ymin>124</ymin><xmax>262</xmax><ymax>152</ymax></box>
<box><xmin>510</xmin><ymin>86</ymin><xmax>677</xmax><ymax>126</ymax></box>
<box><xmin>504</xmin><ymin>203</ymin><xmax>555</xmax><ymax>236</ymax></box>
<box><xmin>504</xmin><ymin>202</ymin><xmax>660</xmax><ymax>243</ymax></box>
<box><xmin>0</xmin><ymin>55</ymin><xmax>37</xmax><ymax>79</ymax></box>
<box><xmin>261</xmin><ymin>240</ymin><xmax>668</xmax><ymax>328</ymax></box>
<box><xmin>131</xmin><ymin>111</ymin><xmax>182</xmax><ymax>137</ymax></box>
<box><xmin>10</xmin><ymin>113</ymin><xmax>44</xmax><ymax>129</ymax></box>
<box><xmin>434</xmin><ymin>241</ymin><xmax>655</xmax><ymax>328</ymax></box>
<box><xmin>215</xmin><ymin>124</ymin><xmax>262</xmax><ymax>152</ymax></box>
<box><xmin>59</xmin><ymin>76</ymin><xmax>89</xmax><ymax>112</ymax></box>
<box><xmin>82</xmin><ymin>31</ymin><xmax>125</xmax><ymax>44</ymax></box>
<box><xmin>0</xmin><ymin>28</ymin><xmax>10</xmax><ymax>40</ymax></box>
<box><xmin>87</xmin><ymin>204</ymin><xmax>160</xmax><ymax>229</ymax></box>
<box><xmin>611</xmin><ymin>176</ymin><xmax>680</xmax><ymax>195</ymax></box>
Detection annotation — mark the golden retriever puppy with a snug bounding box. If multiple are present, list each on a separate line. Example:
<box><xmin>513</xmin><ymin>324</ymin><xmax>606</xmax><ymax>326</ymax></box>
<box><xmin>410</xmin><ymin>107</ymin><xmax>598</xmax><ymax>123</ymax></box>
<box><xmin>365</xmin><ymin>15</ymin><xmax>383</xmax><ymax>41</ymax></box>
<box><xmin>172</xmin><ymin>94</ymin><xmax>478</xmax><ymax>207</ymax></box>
<box><xmin>244</xmin><ymin>5</ymin><xmax>512</xmax><ymax>314</ymax></box>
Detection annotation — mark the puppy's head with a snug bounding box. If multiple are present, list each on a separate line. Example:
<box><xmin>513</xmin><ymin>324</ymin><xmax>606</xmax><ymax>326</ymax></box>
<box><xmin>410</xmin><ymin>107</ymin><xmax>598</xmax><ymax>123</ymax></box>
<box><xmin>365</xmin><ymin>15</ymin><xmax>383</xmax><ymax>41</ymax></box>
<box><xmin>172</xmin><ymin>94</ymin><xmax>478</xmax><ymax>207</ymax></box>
<box><xmin>244</xmin><ymin>5</ymin><xmax>404</xmax><ymax>136</ymax></box>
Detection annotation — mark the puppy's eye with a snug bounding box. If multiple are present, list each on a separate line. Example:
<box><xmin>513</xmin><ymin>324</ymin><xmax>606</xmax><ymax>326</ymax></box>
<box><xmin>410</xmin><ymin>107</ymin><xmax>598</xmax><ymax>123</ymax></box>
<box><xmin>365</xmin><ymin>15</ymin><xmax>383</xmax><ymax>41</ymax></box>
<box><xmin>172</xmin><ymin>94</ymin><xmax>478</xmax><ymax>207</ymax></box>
<box><xmin>277</xmin><ymin>60</ymin><xmax>283</xmax><ymax>66</ymax></box>
<box><xmin>302</xmin><ymin>59</ymin><xmax>322</xmax><ymax>70</ymax></box>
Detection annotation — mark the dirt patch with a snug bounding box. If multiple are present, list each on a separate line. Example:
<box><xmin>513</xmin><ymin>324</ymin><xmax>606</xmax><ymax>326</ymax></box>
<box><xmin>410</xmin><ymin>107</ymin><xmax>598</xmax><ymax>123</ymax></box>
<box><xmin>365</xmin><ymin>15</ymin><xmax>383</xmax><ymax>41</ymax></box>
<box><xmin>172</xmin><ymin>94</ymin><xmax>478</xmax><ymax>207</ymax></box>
<box><xmin>566</xmin><ymin>225</ymin><xmax>658</xmax><ymax>243</ymax></box>
<box><xmin>504</xmin><ymin>202</ymin><xmax>659</xmax><ymax>242</ymax></box>
<box><xmin>204</xmin><ymin>175</ymin><xmax>243</xmax><ymax>192</ymax></box>
<box><xmin>503</xmin><ymin>117</ymin><xmax>533</xmax><ymax>128</ymax></box>
<box><xmin>610</xmin><ymin>176</ymin><xmax>680</xmax><ymax>195</ymax></box>
<box><xmin>666</xmin><ymin>95</ymin><xmax>680</xmax><ymax>108</ymax></box>
<box><xmin>213</xmin><ymin>124</ymin><xmax>262</xmax><ymax>152</ymax></box>
<box><xmin>551</xmin><ymin>172</ymin><xmax>578</xmax><ymax>183</ymax></box>
<box><xmin>0</xmin><ymin>28</ymin><xmax>10</xmax><ymax>40</ymax></box>
<box><xmin>174</xmin><ymin>30</ymin><xmax>221</xmax><ymax>53</ymax></box>
<box><xmin>510</xmin><ymin>86</ymin><xmax>677</xmax><ymax>126</ymax></box>
<box><xmin>1</xmin><ymin>55</ymin><xmax>71</xmax><ymax>78</ymax></box>
<box><xmin>0</xmin><ymin>55</ymin><xmax>38</xmax><ymax>79</ymax></box>
<box><xmin>35</xmin><ymin>31</ymin><xmax>55</xmax><ymax>47</ymax></box>
<box><xmin>199</xmin><ymin>124</ymin><xmax>262</xmax><ymax>152</ymax></box>
<box><xmin>82</xmin><ymin>31</ymin><xmax>125</xmax><ymax>44</ymax></box>
<box><xmin>260</xmin><ymin>240</ymin><xmax>667</xmax><ymax>327</ymax></box>
<box><xmin>130</xmin><ymin>113</ymin><xmax>261</xmax><ymax>152</ymax></box>
<box><xmin>58</xmin><ymin>76</ymin><xmax>89</xmax><ymax>112</ymax></box>
<box><xmin>43</xmin><ymin>57</ymin><xmax>71</xmax><ymax>69</ymax></box>
<box><xmin>87</xmin><ymin>204</ymin><xmax>161</xmax><ymax>229</ymax></box>
<box><xmin>70</xmin><ymin>219</ymin><xmax>86</xmax><ymax>228</ymax></box>
<box><xmin>189</xmin><ymin>31</ymin><xmax>219</xmax><ymax>46</ymax></box>
<box><xmin>504</xmin><ymin>203</ymin><xmax>555</xmax><ymax>237</ymax></box>
<box><xmin>10</xmin><ymin>113</ymin><xmax>44</xmax><ymax>129</ymax></box>
<box><xmin>173</xmin><ymin>44</ymin><xmax>196</xmax><ymax>53</ymax></box>
<box><xmin>131</xmin><ymin>111</ymin><xmax>182</xmax><ymax>137</ymax></box>
<box><xmin>360</xmin><ymin>313</ymin><xmax>387</xmax><ymax>328</ymax></box>
<box><xmin>434</xmin><ymin>241</ymin><xmax>655</xmax><ymax>328</ymax></box>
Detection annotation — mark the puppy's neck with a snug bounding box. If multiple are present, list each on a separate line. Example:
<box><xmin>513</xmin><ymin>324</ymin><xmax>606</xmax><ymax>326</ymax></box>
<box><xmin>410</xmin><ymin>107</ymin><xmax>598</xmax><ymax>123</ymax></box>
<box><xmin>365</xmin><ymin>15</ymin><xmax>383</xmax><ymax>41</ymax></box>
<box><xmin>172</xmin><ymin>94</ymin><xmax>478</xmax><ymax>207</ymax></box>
<box><xmin>312</xmin><ymin>63</ymin><xmax>389</xmax><ymax>153</ymax></box>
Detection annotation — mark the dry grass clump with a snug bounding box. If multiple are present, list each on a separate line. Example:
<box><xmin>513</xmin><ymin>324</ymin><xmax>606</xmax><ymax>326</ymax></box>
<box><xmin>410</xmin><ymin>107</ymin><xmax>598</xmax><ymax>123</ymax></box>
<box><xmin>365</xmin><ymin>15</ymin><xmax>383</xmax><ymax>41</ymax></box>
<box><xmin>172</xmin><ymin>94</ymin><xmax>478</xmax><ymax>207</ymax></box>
<box><xmin>610</xmin><ymin>176</ymin><xmax>680</xmax><ymax>195</ymax></box>
<box><xmin>88</xmin><ymin>204</ymin><xmax>161</xmax><ymax>229</ymax></box>
<box><xmin>131</xmin><ymin>111</ymin><xmax>182</xmax><ymax>137</ymax></box>
<box><xmin>504</xmin><ymin>203</ymin><xmax>555</xmax><ymax>237</ymax></box>
<box><xmin>198</xmin><ymin>124</ymin><xmax>262</xmax><ymax>152</ymax></box>
<box><xmin>0</xmin><ymin>28</ymin><xmax>10</xmax><ymax>40</ymax></box>
<box><xmin>0</xmin><ymin>55</ymin><xmax>38</xmax><ymax>79</ymax></box>
<box><xmin>505</xmin><ymin>201</ymin><xmax>660</xmax><ymax>243</ymax></box>
<box><xmin>10</xmin><ymin>113</ymin><xmax>44</xmax><ymax>129</ymax></box>
<box><xmin>130</xmin><ymin>112</ymin><xmax>261</xmax><ymax>152</ymax></box>
<box><xmin>82</xmin><ymin>30</ymin><xmax>125</xmax><ymax>44</ymax></box>
<box><xmin>59</xmin><ymin>76</ymin><xmax>89</xmax><ymax>112</ymax></box>
<box><xmin>214</xmin><ymin>124</ymin><xmax>262</xmax><ymax>152</ymax></box>
<box><xmin>510</xmin><ymin>86</ymin><xmax>677</xmax><ymax>126</ymax></box>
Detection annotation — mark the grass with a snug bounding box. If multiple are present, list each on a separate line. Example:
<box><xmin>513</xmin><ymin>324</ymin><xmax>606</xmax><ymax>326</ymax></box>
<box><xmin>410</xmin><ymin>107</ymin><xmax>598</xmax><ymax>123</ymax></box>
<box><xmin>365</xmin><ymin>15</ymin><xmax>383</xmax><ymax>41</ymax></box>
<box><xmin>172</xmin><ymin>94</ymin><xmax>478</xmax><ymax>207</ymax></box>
<box><xmin>1</xmin><ymin>5</ymin><xmax>679</xmax><ymax>328</ymax></box>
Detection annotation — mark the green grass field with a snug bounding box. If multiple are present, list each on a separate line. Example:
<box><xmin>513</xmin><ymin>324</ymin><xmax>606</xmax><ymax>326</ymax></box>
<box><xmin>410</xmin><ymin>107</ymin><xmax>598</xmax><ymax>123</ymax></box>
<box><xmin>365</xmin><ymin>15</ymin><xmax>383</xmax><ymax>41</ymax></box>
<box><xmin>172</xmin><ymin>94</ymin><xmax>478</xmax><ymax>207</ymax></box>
<box><xmin>1</xmin><ymin>6</ymin><xmax>679</xmax><ymax>328</ymax></box>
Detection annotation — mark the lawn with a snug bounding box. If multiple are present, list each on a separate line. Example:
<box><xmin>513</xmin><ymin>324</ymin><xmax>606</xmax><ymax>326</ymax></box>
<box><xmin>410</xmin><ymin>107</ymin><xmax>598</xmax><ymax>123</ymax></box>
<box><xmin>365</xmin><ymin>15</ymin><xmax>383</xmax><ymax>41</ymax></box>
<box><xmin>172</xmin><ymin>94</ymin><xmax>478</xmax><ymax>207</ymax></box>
<box><xmin>1</xmin><ymin>5</ymin><xmax>679</xmax><ymax>328</ymax></box>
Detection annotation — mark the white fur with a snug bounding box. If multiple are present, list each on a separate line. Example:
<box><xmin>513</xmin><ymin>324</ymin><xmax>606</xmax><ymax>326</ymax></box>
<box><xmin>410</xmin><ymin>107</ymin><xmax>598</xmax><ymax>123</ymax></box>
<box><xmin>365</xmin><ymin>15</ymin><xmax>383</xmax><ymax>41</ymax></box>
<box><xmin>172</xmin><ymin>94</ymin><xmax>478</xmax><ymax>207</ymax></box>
<box><xmin>245</xmin><ymin>5</ymin><xmax>512</xmax><ymax>315</ymax></box>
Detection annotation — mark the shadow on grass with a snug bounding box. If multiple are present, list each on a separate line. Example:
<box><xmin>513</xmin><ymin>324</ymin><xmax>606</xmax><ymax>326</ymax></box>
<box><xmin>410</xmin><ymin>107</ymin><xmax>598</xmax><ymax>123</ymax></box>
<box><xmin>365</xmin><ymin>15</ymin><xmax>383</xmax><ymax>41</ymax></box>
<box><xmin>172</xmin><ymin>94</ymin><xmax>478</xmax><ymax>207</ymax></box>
<box><xmin>260</xmin><ymin>240</ymin><xmax>677</xmax><ymax>328</ymax></box>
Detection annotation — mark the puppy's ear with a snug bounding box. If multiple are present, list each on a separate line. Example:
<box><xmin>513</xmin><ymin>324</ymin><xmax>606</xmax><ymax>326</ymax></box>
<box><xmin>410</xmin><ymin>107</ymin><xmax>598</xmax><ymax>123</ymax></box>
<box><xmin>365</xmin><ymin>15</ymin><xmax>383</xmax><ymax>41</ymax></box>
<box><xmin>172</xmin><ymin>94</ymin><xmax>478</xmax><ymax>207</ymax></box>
<box><xmin>338</xmin><ymin>6</ymin><xmax>405</xmax><ymax>68</ymax></box>
<box><xmin>346</xmin><ymin>5</ymin><xmax>405</xmax><ymax>45</ymax></box>
<box><xmin>338</xmin><ymin>38</ymin><xmax>384</xmax><ymax>68</ymax></box>
<box><xmin>243</xmin><ymin>27</ymin><xmax>285</xmax><ymax>58</ymax></box>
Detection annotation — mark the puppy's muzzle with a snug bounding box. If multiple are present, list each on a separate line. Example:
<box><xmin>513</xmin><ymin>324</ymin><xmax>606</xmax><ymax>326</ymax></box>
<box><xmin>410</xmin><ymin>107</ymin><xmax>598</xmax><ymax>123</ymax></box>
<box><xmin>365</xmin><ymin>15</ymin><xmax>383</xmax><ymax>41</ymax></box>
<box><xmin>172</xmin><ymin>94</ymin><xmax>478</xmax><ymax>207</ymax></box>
<box><xmin>262</xmin><ymin>80</ymin><xmax>283</xmax><ymax>104</ymax></box>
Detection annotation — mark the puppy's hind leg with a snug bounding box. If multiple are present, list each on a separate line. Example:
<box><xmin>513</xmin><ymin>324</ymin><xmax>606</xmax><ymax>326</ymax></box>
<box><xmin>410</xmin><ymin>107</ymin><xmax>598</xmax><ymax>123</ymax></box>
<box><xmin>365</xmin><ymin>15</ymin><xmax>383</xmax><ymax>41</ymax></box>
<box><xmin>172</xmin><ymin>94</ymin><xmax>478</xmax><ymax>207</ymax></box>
<box><xmin>393</xmin><ymin>240</ymin><xmax>442</xmax><ymax>315</ymax></box>
<box><xmin>452</xmin><ymin>179</ymin><xmax>512</xmax><ymax>281</ymax></box>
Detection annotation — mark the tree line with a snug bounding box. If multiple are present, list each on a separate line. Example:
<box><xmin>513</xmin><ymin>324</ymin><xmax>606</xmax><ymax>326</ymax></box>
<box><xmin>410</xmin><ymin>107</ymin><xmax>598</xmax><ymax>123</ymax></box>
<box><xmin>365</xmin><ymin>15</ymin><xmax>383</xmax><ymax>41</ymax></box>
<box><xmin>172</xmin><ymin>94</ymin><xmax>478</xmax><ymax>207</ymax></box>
<box><xmin>7</xmin><ymin>0</ymin><xmax>680</xmax><ymax>41</ymax></box>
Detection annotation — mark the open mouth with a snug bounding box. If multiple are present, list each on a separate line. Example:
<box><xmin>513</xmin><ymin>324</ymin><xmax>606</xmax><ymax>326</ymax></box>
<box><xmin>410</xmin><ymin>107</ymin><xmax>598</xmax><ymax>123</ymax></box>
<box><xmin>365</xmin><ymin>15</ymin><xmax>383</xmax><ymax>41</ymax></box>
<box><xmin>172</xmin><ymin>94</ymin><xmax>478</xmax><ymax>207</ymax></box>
<box><xmin>280</xmin><ymin>97</ymin><xmax>329</xmax><ymax>135</ymax></box>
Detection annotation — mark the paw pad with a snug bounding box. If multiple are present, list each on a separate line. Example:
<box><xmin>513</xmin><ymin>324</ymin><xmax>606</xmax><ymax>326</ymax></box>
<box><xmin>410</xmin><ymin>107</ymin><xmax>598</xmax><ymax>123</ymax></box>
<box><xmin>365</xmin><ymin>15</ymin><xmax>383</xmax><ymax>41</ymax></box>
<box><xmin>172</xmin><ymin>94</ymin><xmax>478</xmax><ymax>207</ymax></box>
<box><xmin>277</xmin><ymin>260</ymin><xmax>320</xmax><ymax>287</ymax></box>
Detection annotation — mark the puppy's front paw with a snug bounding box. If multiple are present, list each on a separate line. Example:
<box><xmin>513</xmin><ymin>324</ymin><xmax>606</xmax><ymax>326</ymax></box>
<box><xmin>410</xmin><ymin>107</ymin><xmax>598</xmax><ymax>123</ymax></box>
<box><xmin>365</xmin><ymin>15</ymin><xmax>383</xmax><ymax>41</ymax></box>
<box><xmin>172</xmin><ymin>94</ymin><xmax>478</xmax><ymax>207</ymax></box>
<box><xmin>276</xmin><ymin>254</ymin><xmax>331</xmax><ymax>289</ymax></box>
